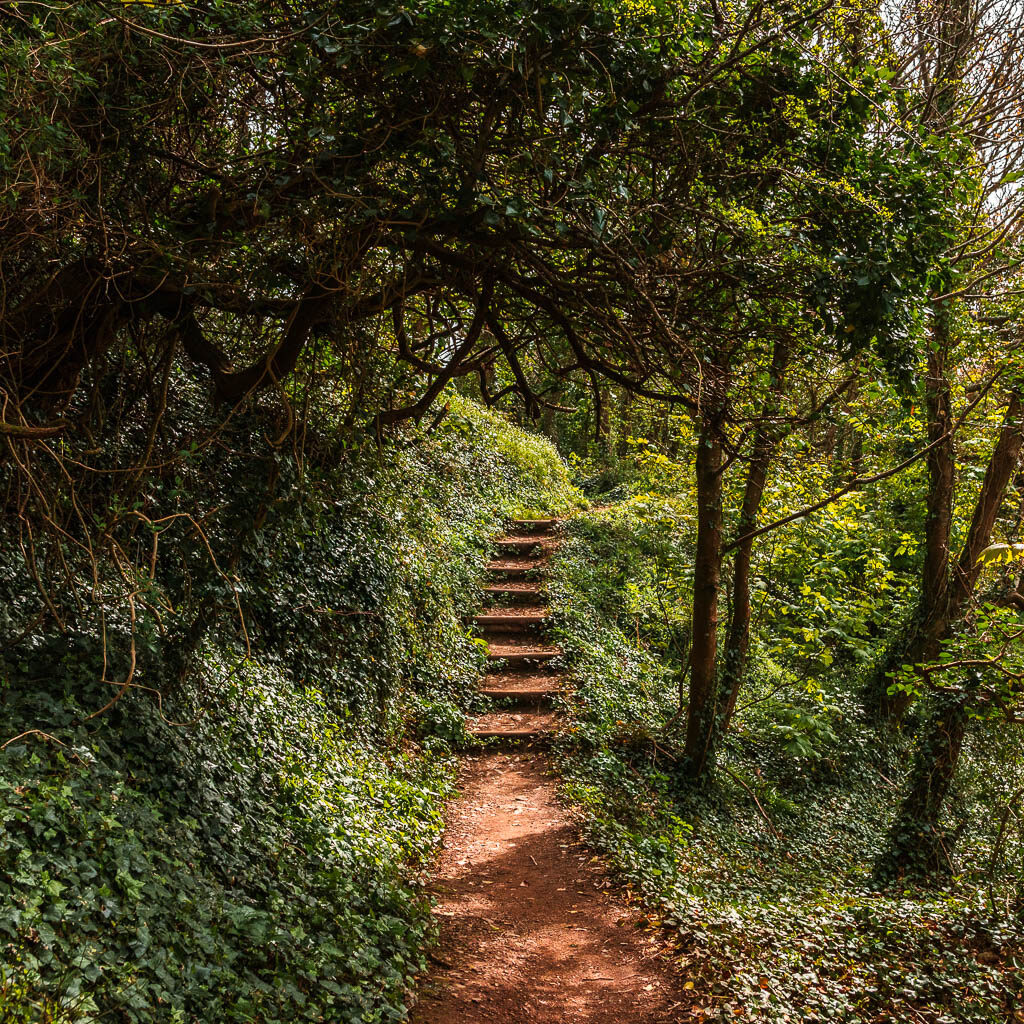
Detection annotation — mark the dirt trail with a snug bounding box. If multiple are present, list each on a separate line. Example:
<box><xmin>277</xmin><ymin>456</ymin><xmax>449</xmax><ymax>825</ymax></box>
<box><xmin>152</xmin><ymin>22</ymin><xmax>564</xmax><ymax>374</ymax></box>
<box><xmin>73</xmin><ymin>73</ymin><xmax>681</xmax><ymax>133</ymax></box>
<box><xmin>412</xmin><ymin>517</ymin><xmax>686</xmax><ymax>1022</ymax></box>
<box><xmin>411</xmin><ymin>750</ymin><xmax>686</xmax><ymax>1024</ymax></box>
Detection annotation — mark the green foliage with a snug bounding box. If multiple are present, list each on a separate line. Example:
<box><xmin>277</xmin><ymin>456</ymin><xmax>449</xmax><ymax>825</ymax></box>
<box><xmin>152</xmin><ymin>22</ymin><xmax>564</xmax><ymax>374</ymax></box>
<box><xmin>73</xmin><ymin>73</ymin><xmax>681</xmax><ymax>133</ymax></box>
<box><xmin>0</xmin><ymin>399</ymin><xmax>576</xmax><ymax>1022</ymax></box>
<box><xmin>443</xmin><ymin>395</ymin><xmax>582</xmax><ymax>519</ymax></box>
<box><xmin>0</xmin><ymin>0</ymin><xmax>1020</xmax><ymax>1019</ymax></box>
<box><xmin>550</xmin><ymin>487</ymin><xmax>1024</xmax><ymax>1023</ymax></box>
<box><xmin>0</xmin><ymin>690</ymin><xmax>445</xmax><ymax>1024</ymax></box>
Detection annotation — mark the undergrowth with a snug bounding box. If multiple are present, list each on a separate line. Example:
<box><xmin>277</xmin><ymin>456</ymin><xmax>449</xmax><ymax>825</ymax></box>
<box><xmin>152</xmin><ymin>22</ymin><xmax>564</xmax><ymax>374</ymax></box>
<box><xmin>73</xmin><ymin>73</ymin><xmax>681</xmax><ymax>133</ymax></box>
<box><xmin>550</xmin><ymin>495</ymin><xmax>1024</xmax><ymax>1024</ymax></box>
<box><xmin>0</xmin><ymin>395</ymin><xmax>577</xmax><ymax>1023</ymax></box>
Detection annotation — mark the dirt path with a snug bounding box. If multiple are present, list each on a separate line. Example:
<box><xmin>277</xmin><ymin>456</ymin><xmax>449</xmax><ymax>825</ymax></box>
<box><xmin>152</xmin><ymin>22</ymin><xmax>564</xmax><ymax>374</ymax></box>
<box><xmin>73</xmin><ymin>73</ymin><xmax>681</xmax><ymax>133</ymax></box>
<box><xmin>410</xmin><ymin>750</ymin><xmax>687</xmax><ymax>1024</ymax></box>
<box><xmin>411</xmin><ymin>517</ymin><xmax>687</xmax><ymax>1021</ymax></box>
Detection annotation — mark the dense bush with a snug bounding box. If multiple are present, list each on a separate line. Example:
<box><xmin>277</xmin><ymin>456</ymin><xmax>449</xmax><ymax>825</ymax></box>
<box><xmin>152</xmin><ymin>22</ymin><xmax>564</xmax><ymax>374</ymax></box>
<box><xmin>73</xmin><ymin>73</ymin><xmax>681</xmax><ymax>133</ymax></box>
<box><xmin>0</xmin><ymin>395</ymin><xmax>577</xmax><ymax>1023</ymax></box>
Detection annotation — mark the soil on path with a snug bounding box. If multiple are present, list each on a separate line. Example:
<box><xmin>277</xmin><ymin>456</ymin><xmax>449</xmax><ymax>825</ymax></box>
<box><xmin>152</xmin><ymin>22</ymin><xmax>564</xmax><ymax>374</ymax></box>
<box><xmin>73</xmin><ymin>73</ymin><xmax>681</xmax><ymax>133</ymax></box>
<box><xmin>411</xmin><ymin>750</ymin><xmax>687</xmax><ymax>1024</ymax></box>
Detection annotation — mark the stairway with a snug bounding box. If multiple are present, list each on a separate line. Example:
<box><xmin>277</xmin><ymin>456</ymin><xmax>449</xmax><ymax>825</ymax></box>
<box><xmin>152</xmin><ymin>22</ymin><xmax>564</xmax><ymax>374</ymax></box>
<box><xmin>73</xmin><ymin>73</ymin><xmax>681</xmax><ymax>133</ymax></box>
<box><xmin>469</xmin><ymin>518</ymin><xmax>564</xmax><ymax>742</ymax></box>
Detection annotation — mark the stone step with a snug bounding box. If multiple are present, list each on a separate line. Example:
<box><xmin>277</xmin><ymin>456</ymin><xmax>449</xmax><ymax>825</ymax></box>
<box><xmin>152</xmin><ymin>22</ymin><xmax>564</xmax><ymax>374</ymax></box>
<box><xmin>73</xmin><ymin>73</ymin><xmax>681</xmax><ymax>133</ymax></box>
<box><xmin>469</xmin><ymin>729</ymin><xmax>554</xmax><ymax>744</ymax></box>
<box><xmin>483</xmin><ymin>583</ymin><xmax>545</xmax><ymax>604</ymax></box>
<box><xmin>468</xmin><ymin>710</ymin><xmax>558</xmax><ymax>742</ymax></box>
<box><xmin>474</xmin><ymin>610</ymin><xmax>549</xmax><ymax>631</ymax></box>
<box><xmin>471</xmin><ymin>511</ymin><xmax>562</xmax><ymax>745</ymax></box>
<box><xmin>486</xmin><ymin>643</ymin><xmax>561</xmax><ymax>666</ymax></box>
<box><xmin>481</xmin><ymin>671</ymin><xmax>562</xmax><ymax>689</ymax></box>
<box><xmin>486</xmin><ymin>561</ymin><xmax>545</xmax><ymax>580</ymax></box>
<box><xmin>479</xmin><ymin>686</ymin><xmax>561</xmax><ymax>703</ymax></box>
<box><xmin>494</xmin><ymin>537</ymin><xmax>548</xmax><ymax>555</ymax></box>
<box><xmin>509</xmin><ymin>518</ymin><xmax>558</xmax><ymax>534</ymax></box>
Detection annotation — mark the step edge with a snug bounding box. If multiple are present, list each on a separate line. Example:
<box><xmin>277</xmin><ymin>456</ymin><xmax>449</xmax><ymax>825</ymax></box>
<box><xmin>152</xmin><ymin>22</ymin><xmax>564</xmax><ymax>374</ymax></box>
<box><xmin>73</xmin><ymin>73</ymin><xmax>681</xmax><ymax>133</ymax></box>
<box><xmin>474</xmin><ymin>614</ymin><xmax>550</xmax><ymax>623</ymax></box>
<box><xmin>468</xmin><ymin>729</ymin><xmax>556</xmax><ymax>739</ymax></box>
<box><xmin>479</xmin><ymin>689</ymin><xmax>561</xmax><ymax>699</ymax></box>
<box><xmin>486</xmin><ymin>650</ymin><xmax>562</xmax><ymax>658</ymax></box>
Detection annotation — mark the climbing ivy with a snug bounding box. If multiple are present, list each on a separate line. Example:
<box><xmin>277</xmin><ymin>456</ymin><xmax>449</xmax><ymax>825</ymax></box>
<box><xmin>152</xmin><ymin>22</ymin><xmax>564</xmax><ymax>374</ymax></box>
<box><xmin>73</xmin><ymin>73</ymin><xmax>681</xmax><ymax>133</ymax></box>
<box><xmin>0</xmin><ymin>395</ymin><xmax>577</xmax><ymax>1022</ymax></box>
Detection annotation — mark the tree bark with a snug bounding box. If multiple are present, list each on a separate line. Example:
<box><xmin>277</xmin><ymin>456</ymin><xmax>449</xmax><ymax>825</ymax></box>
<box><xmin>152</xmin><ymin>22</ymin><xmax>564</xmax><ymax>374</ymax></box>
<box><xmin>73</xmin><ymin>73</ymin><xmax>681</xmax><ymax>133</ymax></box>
<box><xmin>865</xmin><ymin>0</ymin><xmax>979</xmax><ymax>721</ymax></box>
<box><xmin>212</xmin><ymin>287</ymin><xmax>334</xmax><ymax>404</ymax></box>
<box><xmin>682</xmin><ymin>417</ymin><xmax>724</xmax><ymax>780</ymax></box>
<box><xmin>717</xmin><ymin>339</ymin><xmax>791</xmax><ymax>739</ymax></box>
<box><xmin>3</xmin><ymin>260</ymin><xmax>129</xmax><ymax>411</ymax></box>
<box><xmin>374</xmin><ymin>280</ymin><xmax>493</xmax><ymax>428</ymax></box>
<box><xmin>950</xmin><ymin>391</ymin><xmax>1024</xmax><ymax>604</ymax></box>
<box><xmin>875</xmin><ymin>687</ymin><xmax>971</xmax><ymax>878</ymax></box>
<box><xmin>616</xmin><ymin>388</ymin><xmax>633</xmax><ymax>457</ymax></box>
<box><xmin>877</xmin><ymin>391</ymin><xmax>1023</xmax><ymax>876</ymax></box>
<box><xmin>589</xmin><ymin>370</ymin><xmax>609</xmax><ymax>447</ymax></box>
<box><xmin>921</xmin><ymin>320</ymin><xmax>955</xmax><ymax>616</ymax></box>
<box><xmin>870</xmin><ymin>311</ymin><xmax>956</xmax><ymax>719</ymax></box>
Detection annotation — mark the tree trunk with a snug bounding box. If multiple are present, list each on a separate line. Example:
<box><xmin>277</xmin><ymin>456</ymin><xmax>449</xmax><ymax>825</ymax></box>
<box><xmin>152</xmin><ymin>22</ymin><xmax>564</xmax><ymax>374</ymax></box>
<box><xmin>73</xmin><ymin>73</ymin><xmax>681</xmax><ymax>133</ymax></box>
<box><xmin>921</xmin><ymin>322</ymin><xmax>955</xmax><ymax>615</ymax></box>
<box><xmin>717</xmin><ymin>339</ymin><xmax>790</xmax><ymax>739</ymax></box>
<box><xmin>589</xmin><ymin>371</ymin><xmax>609</xmax><ymax>449</ymax></box>
<box><xmin>616</xmin><ymin>388</ymin><xmax>633</xmax><ymax>457</ymax></box>
<box><xmin>950</xmin><ymin>391</ymin><xmax>1024</xmax><ymax>605</ymax></box>
<box><xmin>541</xmin><ymin>403</ymin><xmax>557</xmax><ymax>444</ymax></box>
<box><xmin>875</xmin><ymin>391</ymin><xmax>1023</xmax><ymax>876</ymax></box>
<box><xmin>875</xmin><ymin>687</ymin><xmax>971</xmax><ymax>878</ymax></box>
<box><xmin>681</xmin><ymin>419</ymin><xmax>724</xmax><ymax>780</ymax></box>
<box><xmin>4</xmin><ymin>260</ymin><xmax>129</xmax><ymax>411</ymax></box>
<box><xmin>864</xmin><ymin>0</ymin><xmax>979</xmax><ymax>720</ymax></box>
<box><xmin>870</xmin><ymin>312</ymin><xmax>956</xmax><ymax>719</ymax></box>
<box><xmin>716</xmin><ymin>446</ymin><xmax>769</xmax><ymax>738</ymax></box>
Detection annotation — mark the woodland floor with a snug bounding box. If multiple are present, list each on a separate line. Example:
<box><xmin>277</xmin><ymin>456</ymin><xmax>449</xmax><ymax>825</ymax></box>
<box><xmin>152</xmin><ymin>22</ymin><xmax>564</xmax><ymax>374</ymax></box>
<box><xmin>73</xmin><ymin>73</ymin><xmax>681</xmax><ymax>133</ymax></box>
<box><xmin>410</xmin><ymin>749</ymin><xmax>687</xmax><ymax>1024</ymax></box>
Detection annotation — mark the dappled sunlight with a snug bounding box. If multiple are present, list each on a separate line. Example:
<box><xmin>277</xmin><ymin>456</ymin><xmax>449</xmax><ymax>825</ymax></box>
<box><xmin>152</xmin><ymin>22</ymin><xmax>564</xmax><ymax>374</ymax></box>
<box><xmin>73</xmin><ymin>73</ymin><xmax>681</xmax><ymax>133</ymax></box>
<box><xmin>413</xmin><ymin>752</ymin><xmax>685</xmax><ymax>1024</ymax></box>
